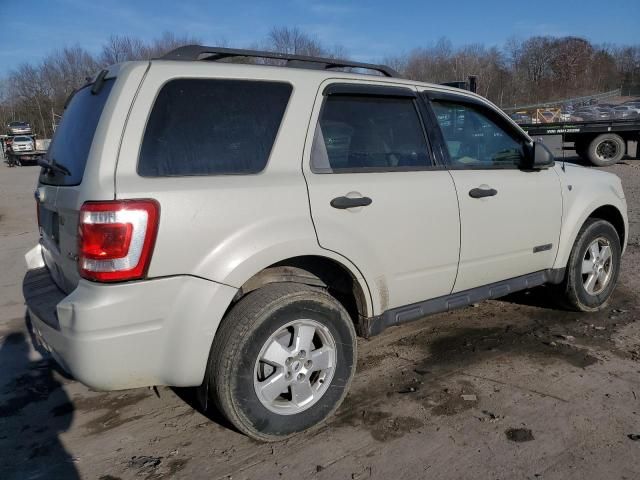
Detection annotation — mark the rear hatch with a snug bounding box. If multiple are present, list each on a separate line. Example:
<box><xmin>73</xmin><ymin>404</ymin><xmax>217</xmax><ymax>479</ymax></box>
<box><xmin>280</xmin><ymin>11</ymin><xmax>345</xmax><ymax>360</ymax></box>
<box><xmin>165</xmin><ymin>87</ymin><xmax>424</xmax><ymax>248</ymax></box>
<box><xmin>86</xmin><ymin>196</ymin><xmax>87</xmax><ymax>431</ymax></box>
<box><xmin>37</xmin><ymin>78</ymin><xmax>115</xmax><ymax>293</ymax></box>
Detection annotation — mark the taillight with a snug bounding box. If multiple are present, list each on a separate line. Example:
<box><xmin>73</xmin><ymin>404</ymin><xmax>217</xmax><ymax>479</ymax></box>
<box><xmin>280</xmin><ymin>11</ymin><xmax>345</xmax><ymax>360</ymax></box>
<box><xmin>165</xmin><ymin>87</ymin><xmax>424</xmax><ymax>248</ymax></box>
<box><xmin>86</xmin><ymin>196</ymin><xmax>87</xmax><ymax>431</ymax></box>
<box><xmin>78</xmin><ymin>200</ymin><xmax>159</xmax><ymax>282</ymax></box>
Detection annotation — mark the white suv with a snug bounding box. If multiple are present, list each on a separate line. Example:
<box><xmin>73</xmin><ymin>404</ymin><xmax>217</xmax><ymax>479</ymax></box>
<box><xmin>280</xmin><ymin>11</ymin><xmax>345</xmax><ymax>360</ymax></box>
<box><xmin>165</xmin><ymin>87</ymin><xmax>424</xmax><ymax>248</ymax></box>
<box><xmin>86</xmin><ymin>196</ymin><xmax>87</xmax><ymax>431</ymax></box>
<box><xmin>23</xmin><ymin>46</ymin><xmax>628</xmax><ymax>441</ymax></box>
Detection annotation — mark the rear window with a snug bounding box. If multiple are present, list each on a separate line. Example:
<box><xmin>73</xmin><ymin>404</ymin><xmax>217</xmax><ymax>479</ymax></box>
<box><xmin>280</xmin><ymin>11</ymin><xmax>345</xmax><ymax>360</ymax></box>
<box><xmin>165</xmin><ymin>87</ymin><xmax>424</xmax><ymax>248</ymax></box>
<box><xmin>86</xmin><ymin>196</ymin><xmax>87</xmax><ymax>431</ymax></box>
<box><xmin>40</xmin><ymin>79</ymin><xmax>115</xmax><ymax>186</ymax></box>
<box><xmin>138</xmin><ymin>79</ymin><xmax>292</xmax><ymax>177</ymax></box>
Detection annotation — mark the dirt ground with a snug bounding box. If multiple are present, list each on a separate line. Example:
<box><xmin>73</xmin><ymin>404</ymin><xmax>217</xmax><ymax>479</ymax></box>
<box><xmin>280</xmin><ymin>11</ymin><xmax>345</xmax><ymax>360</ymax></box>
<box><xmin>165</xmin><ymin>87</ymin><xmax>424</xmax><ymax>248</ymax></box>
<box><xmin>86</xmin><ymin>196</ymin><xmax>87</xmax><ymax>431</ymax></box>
<box><xmin>1</xmin><ymin>149</ymin><xmax>639</xmax><ymax>480</ymax></box>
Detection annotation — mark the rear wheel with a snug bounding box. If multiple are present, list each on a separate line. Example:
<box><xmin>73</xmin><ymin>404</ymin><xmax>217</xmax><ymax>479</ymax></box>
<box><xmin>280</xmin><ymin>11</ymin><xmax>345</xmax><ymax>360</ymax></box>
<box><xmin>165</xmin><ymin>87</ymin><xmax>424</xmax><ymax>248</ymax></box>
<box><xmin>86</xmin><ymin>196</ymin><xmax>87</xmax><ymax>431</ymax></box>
<box><xmin>205</xmin><ymin>283</ymin><xmax>357</xmax><ymax>441</ymax></box>
<box><xmin>587</xmin><ymin>133</ymin><xmax>625</xmax><ymax>166</ymax></box>
<box><xmin>556</xmin><ymin>218</ymin><xmax>621</xmax><ymax>311</ymax></box>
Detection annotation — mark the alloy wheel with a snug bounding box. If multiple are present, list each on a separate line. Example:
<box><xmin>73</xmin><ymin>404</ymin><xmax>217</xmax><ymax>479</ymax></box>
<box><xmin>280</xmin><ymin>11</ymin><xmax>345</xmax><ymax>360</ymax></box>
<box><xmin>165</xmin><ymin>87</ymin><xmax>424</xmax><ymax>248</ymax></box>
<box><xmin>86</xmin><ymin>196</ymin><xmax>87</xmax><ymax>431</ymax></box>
<box><xmin>253</xmin><ymin>319</ymin><xmax>336</xmax><ymax>415</ymax></box>
<box><xmin>581</xmin><ymin>237</ymin><xmax>613</xmax><ymax>295</ymax></box>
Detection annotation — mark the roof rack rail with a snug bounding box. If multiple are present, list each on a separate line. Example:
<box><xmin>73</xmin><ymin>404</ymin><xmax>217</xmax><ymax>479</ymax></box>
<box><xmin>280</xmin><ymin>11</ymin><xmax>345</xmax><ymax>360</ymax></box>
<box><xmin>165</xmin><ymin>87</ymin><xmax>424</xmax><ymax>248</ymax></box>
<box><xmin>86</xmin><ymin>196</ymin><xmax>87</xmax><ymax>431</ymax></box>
<box><xmin>159</xmin><ymin>45</ymin><xmax>400</xmax><ymax>78</ymax></box>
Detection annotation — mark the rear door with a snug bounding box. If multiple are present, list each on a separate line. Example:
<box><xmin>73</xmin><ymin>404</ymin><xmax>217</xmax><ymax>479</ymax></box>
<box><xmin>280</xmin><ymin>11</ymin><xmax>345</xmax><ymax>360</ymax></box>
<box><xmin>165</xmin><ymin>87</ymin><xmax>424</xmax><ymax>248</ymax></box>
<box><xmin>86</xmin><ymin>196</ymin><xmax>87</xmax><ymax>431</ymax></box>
<box><xmin>303</xmin><ymin>81</ymin><xmax>460</xmax><ymax>313</ymax></box>
<box><xmin>37</xmin><ymin>78</ymin><xmax>116</xmax><ymax>293</ymax></box>
<box><xmin>423</xmin><ymin>90</ymin><xmax>562</xmax><ymax>292</ymax></box>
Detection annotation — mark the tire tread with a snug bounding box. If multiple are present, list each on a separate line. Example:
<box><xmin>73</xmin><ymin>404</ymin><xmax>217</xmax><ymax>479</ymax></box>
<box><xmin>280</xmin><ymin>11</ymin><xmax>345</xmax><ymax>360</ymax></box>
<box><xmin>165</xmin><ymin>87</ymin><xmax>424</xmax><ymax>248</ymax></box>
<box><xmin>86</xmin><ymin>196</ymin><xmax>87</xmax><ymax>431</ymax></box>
<box><xmin>555</xmin><ymin>218</ymin><xmax>620</xmax><ymax>311</ymax></box>
<box><xmin>207</xmin><ymin>282</ymin><xmax>355</xmax><ymax>441</ymax></box>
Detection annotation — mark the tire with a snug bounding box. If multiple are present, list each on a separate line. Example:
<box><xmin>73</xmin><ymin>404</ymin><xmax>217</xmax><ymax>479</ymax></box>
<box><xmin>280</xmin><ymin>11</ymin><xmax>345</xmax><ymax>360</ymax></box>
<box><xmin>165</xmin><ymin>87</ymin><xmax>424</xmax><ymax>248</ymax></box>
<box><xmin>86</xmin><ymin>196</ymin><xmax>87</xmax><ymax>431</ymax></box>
<box><xmin>205</xmin><ymin>282</ymin><xmax>357</xmax><ymax>441</ymax></box>
<box><xmin>556</xmin><ymin>218</ymin><xmax>621</xmax><ymax>312</ymax></box>
<box><xmin>587</xmin><ymin>133</ymin><xmax>625</xmax><ymax>166</ymax></box>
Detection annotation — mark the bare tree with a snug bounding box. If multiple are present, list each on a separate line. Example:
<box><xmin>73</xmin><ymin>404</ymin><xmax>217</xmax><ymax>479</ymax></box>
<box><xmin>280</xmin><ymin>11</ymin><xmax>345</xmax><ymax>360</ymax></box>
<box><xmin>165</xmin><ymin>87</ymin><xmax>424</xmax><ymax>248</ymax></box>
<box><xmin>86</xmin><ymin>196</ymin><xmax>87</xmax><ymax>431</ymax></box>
<box><xmin>139</xmin><ymin>31</ymin><xmax>202</xmax><ymax>59</ymax></box>
<box><xmin>263</xmin><ymin>27</ymin><xmax>347</xmax><ymax>59</ymax></box>
<box><xmin>100</xmin><ymin>35</ymin><xmax>146</xmax><ymax>65</ymax></box>
<box><xmin>266</xmin><ymin>27</ymin><xmax>326</xmax><ymax>56</ymax></box>
<box><xmin>1</xmin><ymin>30</ymin><xmax>638</xmax><ymax>138</ymax></box>
<box><xmin>1</xmin><ymin>32</ymin><xmax>200</xmax><ymax>137</ymax></box>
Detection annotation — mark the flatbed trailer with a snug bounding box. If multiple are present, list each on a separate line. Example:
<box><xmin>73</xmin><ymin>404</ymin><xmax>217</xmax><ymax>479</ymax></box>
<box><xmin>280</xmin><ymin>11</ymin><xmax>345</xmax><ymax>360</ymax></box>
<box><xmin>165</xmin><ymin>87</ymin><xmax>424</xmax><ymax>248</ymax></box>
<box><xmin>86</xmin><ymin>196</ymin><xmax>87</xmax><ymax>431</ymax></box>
<box><xmin>4</xmin><ymin>149</ymin><xmax>46</xmax><ymax>167</ymax></box>
<box><xmin>519</xmin><ymin>118</ymin><xmax>640</xmax><ymax>166</ymax></box>
<box><xmin>1</xmin><ymin>134</ymin><xmax>46</xmax><ymax>167</ymax></box>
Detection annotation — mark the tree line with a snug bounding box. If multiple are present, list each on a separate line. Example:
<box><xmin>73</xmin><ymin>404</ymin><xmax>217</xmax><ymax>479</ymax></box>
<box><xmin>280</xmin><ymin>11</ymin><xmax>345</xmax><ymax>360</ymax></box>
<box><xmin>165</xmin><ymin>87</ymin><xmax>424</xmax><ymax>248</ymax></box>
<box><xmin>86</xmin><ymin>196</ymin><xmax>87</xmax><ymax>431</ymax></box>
<box><xmin>385</xmin><ymin>36</ymin><xmax>639</xmax><ymax>107</ymax></box>
<box><xmin>1</xmin><ymin>28</ymin><xmax>639</xmax><ymax>138</ymax></box>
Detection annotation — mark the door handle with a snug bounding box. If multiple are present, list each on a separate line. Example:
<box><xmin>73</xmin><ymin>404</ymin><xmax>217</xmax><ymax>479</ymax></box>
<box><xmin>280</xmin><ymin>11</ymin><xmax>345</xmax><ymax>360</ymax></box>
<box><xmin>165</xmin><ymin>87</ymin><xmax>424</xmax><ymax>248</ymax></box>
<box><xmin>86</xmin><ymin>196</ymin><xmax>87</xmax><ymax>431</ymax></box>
<box><xmin>330</xmin><ymin>196</ymin><xmax>373</xmax><ymax>209</ymax></box>
<box><xmin>468</xmin><ymin>187</ymin><xmax>498</xmax><ymax>199</ymax></box>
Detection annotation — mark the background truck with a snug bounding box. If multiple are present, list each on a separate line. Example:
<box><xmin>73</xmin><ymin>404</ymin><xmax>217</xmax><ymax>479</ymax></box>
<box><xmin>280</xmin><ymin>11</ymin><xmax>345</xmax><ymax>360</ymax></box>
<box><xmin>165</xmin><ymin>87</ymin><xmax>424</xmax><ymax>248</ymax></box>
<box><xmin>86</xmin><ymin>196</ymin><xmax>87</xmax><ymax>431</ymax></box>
<box><xmin>1</xmin><ymin>134</ymin><xmax>47</xmax><ymax>167</ymax></box>
<box><xmin>442</xmin><ymin>77</ymin><xmax>640</xmax><ymax>167</ymax></box>
<box><xmin>519</xmin><ymin>119</ymin><xmax>640</xmax><ymax>166</ymax></box>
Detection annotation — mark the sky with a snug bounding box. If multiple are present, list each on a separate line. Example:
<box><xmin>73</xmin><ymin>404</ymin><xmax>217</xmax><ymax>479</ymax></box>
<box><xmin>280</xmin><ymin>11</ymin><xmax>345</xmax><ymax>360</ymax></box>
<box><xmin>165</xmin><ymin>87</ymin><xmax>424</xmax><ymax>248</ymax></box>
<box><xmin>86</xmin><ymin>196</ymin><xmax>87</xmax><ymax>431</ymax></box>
<box><xmin>1</xmin><ymin>0</ymin><xmax>639</xmax><ymax>76</ymax></box>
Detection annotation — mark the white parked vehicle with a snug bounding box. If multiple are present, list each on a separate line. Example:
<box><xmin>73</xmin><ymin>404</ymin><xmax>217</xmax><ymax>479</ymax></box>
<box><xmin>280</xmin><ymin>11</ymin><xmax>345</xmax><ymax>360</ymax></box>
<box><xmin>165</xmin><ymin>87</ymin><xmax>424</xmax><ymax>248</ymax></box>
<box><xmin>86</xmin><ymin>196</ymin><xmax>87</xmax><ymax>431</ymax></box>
<box><xmin>621</xmin><ymin>101</ymin><xmax>640</xmax><ymax>114</ymax></box>
<box><xmin>613</xmin><ymin>105</ymin><xmax>640</xmax><ymax>119</ymax></box>
<box><xmin>10</xmin><ymin>135</ymin><xmax>35</xmax><ymax>152</ymax></box>
<box><xmin>24</xmin><ymin>47</ymin><xmax>628</xmax><ymax>441</ymax></box>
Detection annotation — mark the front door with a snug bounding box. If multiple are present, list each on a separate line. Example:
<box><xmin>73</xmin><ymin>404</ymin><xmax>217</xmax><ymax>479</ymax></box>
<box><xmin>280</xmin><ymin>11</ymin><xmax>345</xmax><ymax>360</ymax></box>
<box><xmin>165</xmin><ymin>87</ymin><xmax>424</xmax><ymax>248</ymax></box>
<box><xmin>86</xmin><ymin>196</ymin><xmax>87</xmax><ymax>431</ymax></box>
<box><xmin>426</xmin><ymin>93</ymin><xmax>562</xmax><ymax>292</ymax></box>
<box><xmin>303</xmin><ymin>82</ymin><xmax>461</xmax><ymax>313</ymax></box>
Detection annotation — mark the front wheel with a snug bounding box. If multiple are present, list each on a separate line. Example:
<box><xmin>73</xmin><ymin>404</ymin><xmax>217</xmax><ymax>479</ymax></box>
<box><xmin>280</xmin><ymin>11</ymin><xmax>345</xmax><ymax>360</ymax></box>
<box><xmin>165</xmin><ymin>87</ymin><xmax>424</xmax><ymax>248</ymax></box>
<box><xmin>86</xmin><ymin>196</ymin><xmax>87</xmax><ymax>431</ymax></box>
<box><xmin>205</xmin><ymin>283</ymin><xmax>357</xmax><ymax>441</ymax></box>
<box><xmin>556</xmin><ymin>218</ymin><xmax>621</xmax><ymax>311</ymax></box>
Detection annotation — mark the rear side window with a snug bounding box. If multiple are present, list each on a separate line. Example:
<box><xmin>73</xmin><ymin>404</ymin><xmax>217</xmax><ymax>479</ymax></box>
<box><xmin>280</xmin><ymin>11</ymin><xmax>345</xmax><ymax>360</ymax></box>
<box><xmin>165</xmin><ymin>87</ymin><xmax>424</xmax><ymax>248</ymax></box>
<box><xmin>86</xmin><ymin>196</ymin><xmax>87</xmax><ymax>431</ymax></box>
<box><xmin>311</xmin><ymin>95</ymin><xmax>430</xmax><ymax>173</ymax></box>
<box><xmin>138</xmin><ymin>79</ymin><xmax>292</xmax><ymax>176</ymax></box>
<box><xmin>40</xmin><ymin>79</ymin><xmax>115</xmax><ymax>186</ymax></box>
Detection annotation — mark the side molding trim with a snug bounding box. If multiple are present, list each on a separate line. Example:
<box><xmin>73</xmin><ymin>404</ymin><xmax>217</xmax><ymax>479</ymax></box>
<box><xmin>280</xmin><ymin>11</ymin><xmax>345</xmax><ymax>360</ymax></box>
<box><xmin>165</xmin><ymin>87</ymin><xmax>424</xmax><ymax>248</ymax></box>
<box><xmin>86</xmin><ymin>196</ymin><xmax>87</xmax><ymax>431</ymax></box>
<box><xmin>360</xmin><ymin>268</ymin><xmax>566</xmax><ymax>337</ymax></box>
<box><xmin>533</xmin><ymin>243</ymin><xmax>553</xmax><ymax>253</ymax></box>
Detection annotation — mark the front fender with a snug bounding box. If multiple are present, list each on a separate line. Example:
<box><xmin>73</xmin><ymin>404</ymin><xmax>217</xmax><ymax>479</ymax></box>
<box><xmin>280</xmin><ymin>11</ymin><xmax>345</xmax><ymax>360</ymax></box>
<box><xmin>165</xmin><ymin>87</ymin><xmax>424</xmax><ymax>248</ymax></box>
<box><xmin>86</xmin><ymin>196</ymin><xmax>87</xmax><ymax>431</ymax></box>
<box><xmin>553</xmin><ymin>170</ymin><xmax>628</xmax><ymax>270</ymax></box>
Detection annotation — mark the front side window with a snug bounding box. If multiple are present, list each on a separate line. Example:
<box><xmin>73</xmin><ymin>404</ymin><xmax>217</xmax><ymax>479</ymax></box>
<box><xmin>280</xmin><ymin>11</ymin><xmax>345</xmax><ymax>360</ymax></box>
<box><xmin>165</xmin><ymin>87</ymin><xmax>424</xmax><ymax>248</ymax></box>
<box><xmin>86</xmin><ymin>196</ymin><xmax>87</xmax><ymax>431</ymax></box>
<box><xmin>139</xmin><ymin>79</ymin><xmax>292</xmax><ymax>177</ymax></box>
<box><xmin>431</xmin><ymin>101</ymin><xmax>525</xmax><ymax>168</ymax></box>
<box><xmin>311</xmin><ymin>94</ymin><xmax>430</xmax><ymax>173</ymax></box>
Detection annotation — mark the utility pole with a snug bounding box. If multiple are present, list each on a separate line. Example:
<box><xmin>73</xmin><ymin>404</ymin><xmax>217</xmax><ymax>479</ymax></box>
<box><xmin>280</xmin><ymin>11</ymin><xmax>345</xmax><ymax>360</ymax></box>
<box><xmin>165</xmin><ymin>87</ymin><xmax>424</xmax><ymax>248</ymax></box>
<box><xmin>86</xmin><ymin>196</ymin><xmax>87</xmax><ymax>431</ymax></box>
<box><xmin>51</xmin><ymin>108</ymin><xmax>61</xmax><ymax>136</ymax></box>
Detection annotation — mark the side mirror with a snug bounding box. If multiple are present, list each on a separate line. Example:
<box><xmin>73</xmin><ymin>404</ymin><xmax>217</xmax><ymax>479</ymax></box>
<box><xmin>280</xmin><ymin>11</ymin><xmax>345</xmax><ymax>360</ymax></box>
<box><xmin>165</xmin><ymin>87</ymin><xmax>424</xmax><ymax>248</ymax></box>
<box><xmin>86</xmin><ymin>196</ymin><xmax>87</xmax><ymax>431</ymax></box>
<box><xmin>525</xmin><ymin>141</ymin><xmax>555</xmax><ymax>169</ymax></box>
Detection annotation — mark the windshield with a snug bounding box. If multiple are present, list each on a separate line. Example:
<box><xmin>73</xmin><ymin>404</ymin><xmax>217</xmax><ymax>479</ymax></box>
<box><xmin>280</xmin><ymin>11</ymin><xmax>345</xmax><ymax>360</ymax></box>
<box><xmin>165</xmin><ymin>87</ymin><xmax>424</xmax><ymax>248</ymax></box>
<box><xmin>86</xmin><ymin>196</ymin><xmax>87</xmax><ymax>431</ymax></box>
<box><xmin>40</xmin><ymin>78</ymin><xmax>115</xmax><ymax>186</ymax></box>
<box><xmin>13</xmin><ymin>136</ymin><xmax>31</xmax><ymax>142</ymax></box>
<box><xmin>9</xmin><ymin>121</ymin><xmax>28</xmax><ymax>127</ymax></box>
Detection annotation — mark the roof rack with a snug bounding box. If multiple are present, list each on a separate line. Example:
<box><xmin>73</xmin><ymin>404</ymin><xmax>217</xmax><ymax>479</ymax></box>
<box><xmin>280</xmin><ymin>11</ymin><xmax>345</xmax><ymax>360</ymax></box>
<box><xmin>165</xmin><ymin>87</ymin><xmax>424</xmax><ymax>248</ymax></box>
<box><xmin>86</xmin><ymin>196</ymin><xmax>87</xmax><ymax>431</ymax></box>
<box><xmin>159</xmin><ymin>45</ymin><xmax>400</xmax><ymax>78</ymax></box>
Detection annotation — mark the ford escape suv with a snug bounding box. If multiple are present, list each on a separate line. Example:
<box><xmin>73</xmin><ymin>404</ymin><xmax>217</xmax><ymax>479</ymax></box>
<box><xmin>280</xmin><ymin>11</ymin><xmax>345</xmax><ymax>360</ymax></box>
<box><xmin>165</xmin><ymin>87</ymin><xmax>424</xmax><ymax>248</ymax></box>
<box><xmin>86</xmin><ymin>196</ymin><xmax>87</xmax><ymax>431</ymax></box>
<box><xmin>23</xmin><ymin>46</ymin><xmax>628</xmax><ymax>441</ymax></box>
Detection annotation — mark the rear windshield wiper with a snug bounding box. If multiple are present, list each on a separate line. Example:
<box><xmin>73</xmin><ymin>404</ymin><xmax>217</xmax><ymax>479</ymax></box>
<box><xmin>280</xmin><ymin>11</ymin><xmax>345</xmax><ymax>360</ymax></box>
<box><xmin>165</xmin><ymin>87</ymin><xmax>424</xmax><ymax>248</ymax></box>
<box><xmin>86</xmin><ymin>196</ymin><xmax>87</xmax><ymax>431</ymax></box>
<box><xmin>38</xmin><ymin>157</ymin><xmax>71</xmax><ymax>176</ymax></box>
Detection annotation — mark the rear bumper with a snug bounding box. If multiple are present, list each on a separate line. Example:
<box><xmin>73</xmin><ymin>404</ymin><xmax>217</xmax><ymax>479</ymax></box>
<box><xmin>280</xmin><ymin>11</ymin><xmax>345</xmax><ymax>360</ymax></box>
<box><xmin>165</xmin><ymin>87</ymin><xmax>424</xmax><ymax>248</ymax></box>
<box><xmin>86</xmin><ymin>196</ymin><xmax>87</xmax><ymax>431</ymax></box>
<box><xmin>23</xmin><ymin>246</ymin><xmax>237</xmax><ymax>390</ymax></box>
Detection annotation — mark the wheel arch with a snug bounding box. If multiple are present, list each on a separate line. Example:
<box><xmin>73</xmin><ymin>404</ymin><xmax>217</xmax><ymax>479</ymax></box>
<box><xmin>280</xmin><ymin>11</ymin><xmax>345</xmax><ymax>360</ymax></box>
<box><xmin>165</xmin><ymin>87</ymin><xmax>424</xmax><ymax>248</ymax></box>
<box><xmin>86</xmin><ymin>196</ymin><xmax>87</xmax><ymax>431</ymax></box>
<box><xmin>588</xmin><ymin>204</ymin><xmax>626</xmax><ymax>248</ymax></box>
<box><xmin>555</xmin><ymin>201</ymin><xmax>627</xmax><ymax>271</ymax></box>
<box><xmin>233</xmin><ymin>255</ymin><xmax>373</xmax><ymax>333</ymax></box>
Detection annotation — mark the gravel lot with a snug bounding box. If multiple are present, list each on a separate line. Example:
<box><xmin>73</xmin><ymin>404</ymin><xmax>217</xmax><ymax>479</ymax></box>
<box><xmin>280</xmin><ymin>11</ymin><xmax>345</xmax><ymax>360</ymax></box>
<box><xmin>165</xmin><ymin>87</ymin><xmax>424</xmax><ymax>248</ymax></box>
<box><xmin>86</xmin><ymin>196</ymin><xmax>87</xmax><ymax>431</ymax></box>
<box><xmin>1</xmin><ymin>150</ymin><xmax>639</xmax><ymax>480</ymax></box>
